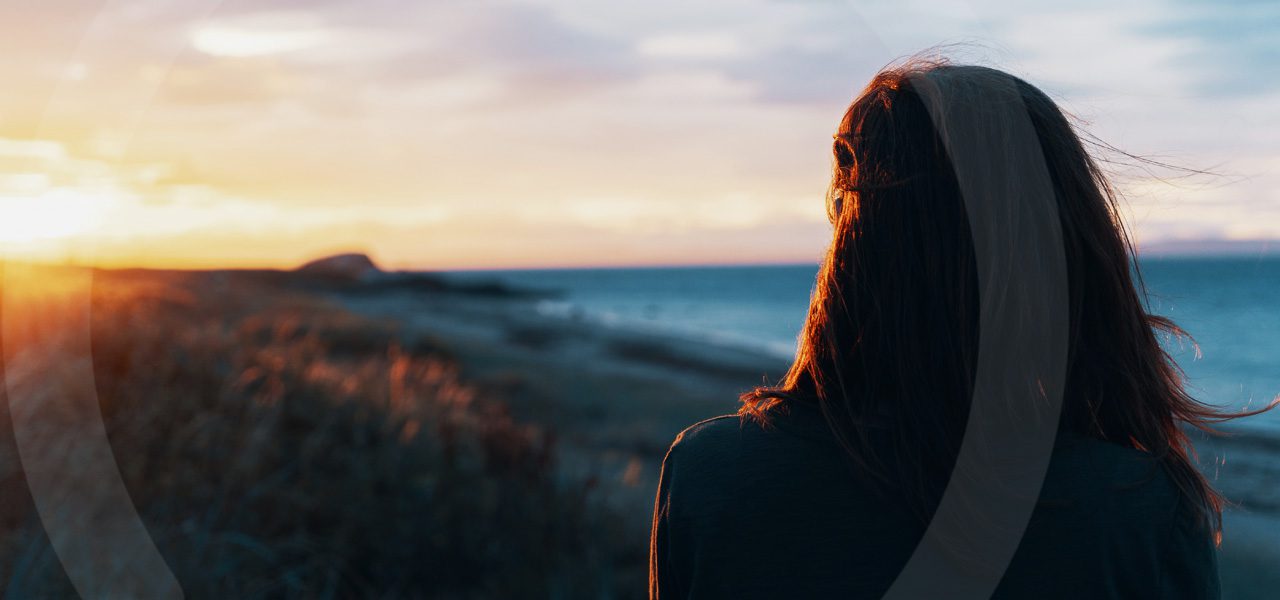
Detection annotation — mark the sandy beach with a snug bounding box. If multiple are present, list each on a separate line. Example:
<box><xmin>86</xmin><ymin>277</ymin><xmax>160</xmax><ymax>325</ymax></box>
<box><xmin>332</xmin><ymin>266</ymin><xmax>1280</xmax><ymax>596</ymax></box>
<box><xmin>339</xmin><ymin>283</ymin><xmax>790</xmax><ymax>531</ymax></box>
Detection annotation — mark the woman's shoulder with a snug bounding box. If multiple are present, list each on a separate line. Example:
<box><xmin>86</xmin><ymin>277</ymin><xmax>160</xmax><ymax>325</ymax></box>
<box><xmin>666</xmin><ymin>414</ymin><xmax>758</xmax><ymax>458</ymax></box>
<box><xmin>1041</xmin><ymin>432</ymin><xmax>1188</xmax><ymax>528</ymax></box>
<box><xmin>663</xmin><ymin>410</ymin><xmax>821</xmax><ymax>471</ymax></box>
<box><xmin>662</xmin><ymin>407</ymin><xmax>854</xmax><ymax>488</ymax></box>
<box><xmin>1051</xmin><ymin>432</ymin><xmax>1176</xmax><ymax>489</ymax></box>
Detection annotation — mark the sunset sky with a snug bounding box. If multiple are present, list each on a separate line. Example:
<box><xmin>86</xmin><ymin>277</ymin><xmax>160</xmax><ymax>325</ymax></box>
<box><xmin>1</xmin><ymin>0</ymin><xmax>1277</xmax><ymax>270</ymax></box>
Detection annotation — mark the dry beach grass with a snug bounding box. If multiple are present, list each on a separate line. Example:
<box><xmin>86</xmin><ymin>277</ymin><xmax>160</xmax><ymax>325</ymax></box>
<box><xmin>0</xmin><ymin>265</ymin><xmax>643</xmax><ymax>598</ymax></box>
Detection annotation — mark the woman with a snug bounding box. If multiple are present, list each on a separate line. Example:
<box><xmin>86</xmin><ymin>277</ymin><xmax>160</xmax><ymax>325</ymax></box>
<box><xmin>649</xmin><ymin>59</ymin><xmax>1271</xmax><ymax>599</ymax></box>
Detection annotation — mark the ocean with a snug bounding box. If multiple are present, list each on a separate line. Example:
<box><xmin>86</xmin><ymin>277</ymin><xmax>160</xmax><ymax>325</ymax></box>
<box><xmin>449</xmin><ymin>257</ymin><xmax>1280</xmax><ymax>433</ymax></box>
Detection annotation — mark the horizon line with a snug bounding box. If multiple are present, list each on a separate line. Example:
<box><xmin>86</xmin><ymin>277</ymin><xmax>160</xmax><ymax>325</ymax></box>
<box><xmin>7</xmin><ymin>248</ymin><xmax>1280</xmax><ymax>275</ymax></box>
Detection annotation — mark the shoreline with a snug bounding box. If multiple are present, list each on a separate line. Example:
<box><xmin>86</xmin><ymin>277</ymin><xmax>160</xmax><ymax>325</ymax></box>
<box><xmin>380</xmin><ymin>283</ymin><xmax>1280</xmax><ymax>597</ymax></box>
<box><xmin>337</xmin><ymin>288</ymin><xmax>791</xmax><ymax>526</ymax></box>
<box><xmin>332</xmin><ymin>284</ymin><xmax>1280</xmax><ymax>506</ymax></box>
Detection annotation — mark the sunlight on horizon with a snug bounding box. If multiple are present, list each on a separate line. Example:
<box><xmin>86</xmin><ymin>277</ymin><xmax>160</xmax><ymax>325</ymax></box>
<box><xmin>0</xmin><ymin>194</ymin><xmax>106</xmax><ymax>247</ymax></box>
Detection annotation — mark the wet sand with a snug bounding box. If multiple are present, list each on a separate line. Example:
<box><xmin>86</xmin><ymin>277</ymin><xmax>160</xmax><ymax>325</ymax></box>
<box><xmin>337</xmin><ymin>283</ymin><xmax>1280</xmax><ymax>594</ymax></box>
<box><xmin>340</xmin><ymin>289</ymin><xmax>789</xmax><ymax>530</ymax></box>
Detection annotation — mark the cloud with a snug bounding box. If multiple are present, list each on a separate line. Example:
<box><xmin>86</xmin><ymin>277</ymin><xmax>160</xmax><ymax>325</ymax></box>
<box><xmin>1137</xmin><ymin>0</ymin><xmax>1280</xmax><ymax>95</ymax></box>
<box><xmin>638</xmin><ymin>32</ymin><xmax>749</xmax><ymax>60</ymax></box>
<box><xmin>190</xmin><ymin>13</ymin><xmax>330</xmax><ymax>58</ymax></box>
<box><xmin>1</xmin><ymin>0</ymin><xmax>1276</xmax><ymax>267</ymax></box>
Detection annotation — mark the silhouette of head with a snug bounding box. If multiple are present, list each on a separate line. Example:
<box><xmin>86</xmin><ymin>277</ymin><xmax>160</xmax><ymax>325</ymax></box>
<box><xmin>743</xmin><ymin>58</ymin><xmax>1265</xmax><ymax>538</ymax></box>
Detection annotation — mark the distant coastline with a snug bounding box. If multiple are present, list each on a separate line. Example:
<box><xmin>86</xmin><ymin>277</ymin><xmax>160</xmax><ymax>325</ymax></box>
<box><xmin>1138</xmin><ymin>238</ymin><xmax>1278</xmax><ymax>258</ymax></box>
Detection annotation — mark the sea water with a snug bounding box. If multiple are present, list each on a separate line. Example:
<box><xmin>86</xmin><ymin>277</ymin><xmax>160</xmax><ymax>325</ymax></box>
<box><xmin>450</xmin><ymin>257</ymin><xmax>1280</xmax><ymax>433</ymax></box>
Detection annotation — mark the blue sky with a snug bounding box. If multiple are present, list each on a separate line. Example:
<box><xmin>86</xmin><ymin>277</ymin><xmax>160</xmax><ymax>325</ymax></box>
<box><xmin>1</xmin><ymin>0</ymin><xmax>1276</xmax><ymax>268</ymax></box>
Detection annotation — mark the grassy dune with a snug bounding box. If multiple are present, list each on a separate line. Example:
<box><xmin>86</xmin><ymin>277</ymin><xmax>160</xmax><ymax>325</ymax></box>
<box><xmin>0</xmin><ymin>265</ymin><xmax>645</xmax><ymax>598</ymax></box>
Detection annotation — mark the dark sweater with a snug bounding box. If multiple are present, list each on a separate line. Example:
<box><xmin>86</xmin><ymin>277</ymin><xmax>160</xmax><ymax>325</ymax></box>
<box><xmin>649</xmin><ymin>401</ymin><xmax>1219</xmax><ymax>599</ymax></box>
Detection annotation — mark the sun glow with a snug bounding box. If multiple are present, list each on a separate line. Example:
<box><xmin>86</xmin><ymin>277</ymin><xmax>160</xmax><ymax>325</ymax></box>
<box><xmin>0</xmin><ymin>192</ymin><xmax>106</xmax><ymax>248</ymax></box>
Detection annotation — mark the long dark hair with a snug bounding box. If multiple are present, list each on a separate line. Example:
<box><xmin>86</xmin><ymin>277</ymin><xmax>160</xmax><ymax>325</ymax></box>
<box><xmin>741</xmin><ymin>58</ymin><xmax>1274</xmax><ymax>541</ymax></box>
